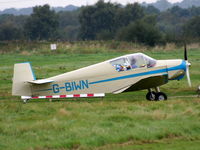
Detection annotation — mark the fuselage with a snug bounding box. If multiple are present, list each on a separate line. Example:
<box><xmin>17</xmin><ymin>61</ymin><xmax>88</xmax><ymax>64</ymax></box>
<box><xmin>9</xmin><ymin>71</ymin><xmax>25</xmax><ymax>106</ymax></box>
<box><xmin>30</xmin><ymin>53</ymin><xmax>186</xmax><ymax>97</ymax></box>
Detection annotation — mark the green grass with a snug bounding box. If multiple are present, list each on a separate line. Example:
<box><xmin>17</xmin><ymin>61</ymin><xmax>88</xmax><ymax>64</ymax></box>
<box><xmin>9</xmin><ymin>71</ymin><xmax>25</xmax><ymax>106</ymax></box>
<box><xmin>0</xmin><ymin>43</ymin><xmax>200</xmax><ymax>150</ymax></box>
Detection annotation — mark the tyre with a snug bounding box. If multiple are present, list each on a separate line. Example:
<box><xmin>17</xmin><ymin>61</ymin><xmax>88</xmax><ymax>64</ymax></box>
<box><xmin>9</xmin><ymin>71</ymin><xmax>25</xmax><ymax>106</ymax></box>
<box><xmin>156</xmin><ymin>92</ymin><xmax>167</xmax><ymax>101</ymax></box>
<box><xmin>146</xmin><ymin>92</ymin><xmax>157</xmax><ymax>101</ymax></box>
<box><xmin>23</xmin><ymin>99</ymin><xmax>29</xmax><ymax>103</ymax></box>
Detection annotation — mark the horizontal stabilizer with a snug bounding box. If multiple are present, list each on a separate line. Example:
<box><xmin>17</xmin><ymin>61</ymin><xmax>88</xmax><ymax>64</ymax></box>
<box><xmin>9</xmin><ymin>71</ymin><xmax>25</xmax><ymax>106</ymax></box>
<box><xmin>28</xmin><ymin>79</ymin><xmax>54</xmax><ymax>84</ymax></box>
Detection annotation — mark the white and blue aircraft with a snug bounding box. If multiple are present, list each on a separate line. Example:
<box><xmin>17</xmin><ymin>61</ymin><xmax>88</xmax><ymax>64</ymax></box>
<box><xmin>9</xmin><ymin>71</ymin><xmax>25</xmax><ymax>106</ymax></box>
<box><xmin>12</xmin><ymin>46</ymin><xmax>191</xmax><ymax>103</ymax></box>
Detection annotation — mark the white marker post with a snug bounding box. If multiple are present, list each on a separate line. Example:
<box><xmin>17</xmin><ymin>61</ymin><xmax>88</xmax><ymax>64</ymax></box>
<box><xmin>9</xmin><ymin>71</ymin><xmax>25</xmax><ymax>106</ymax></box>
<box><xmin>50</xmin><ymin>44</ymin><xmax>57</xmax><ymax>50</ymax></box>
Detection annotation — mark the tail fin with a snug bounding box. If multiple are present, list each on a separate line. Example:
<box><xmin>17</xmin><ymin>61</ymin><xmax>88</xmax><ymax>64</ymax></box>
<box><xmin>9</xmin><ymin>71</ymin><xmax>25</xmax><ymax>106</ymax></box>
<box><xmin>12</xmin><ymin>62</ymin><xmax>36</xmax><ymax>96</ymax></box>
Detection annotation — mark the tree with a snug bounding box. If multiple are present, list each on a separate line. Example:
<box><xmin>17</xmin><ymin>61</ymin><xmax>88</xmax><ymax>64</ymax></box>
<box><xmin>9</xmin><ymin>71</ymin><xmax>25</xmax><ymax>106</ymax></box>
<box><xmin>144</xmin><ymin>5</ymin><xmax>160</xmax><ymax>15</ymax></box>
<box><xmin>24</xmin><ymin>4</ymin><xmax>58</xmax><ymax>40</ymax></box>
<box><xmin>79</xmin><ymin>0</ymin><xmax>119</xmax><ymax>40</ymax></box>
<box><xmin>157</xmin><ymin>6</ymin><xmax>192</xmax><ymax>43</ymax></box>
<box><xmin>116</xmin><ymin>16</ymin><xmax>163</xmax><ymax>46</ymax></box>
<box><xmin>169</xmin><ymin>6</ymin><xmax>190</xmax><ymax>18</ymax></box>
<box><xmin>184</xmin><ymin>16</ymin><xmax>200</xmax><ymax>40</ymax></box>
<box><xmin>190</xmin><ymin>6</ymin><xmax>200</xmax><ymax>17</ymax></box>
<box><xmin>58</xmin><ymin>26</ymin><xmax>80</xmax><ymax>41</ymax></box>
<box><xmin>114</xmin><ymin>3</ymin><xmax>145</xmax><ymax>29</ymax></box>
<box><xmin>58</xmin><ymin>11</ymin><xmax>80</xmax><ymax>28</ymax></box>
<box><xmin>0</xmin><ymin>22</ymin><xmax>23</xmax><ymax>41</ymax></box>
<box><xmin>57</xmin><ymin>10</ymin><xmax>80</xmax><ymax>41</ymax></box>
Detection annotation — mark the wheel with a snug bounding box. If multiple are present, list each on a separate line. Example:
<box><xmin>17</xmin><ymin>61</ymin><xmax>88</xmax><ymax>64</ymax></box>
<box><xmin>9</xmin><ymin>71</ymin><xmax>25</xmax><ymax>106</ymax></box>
<box><xmin>146</xmin><ymin>91</ymin><xmax>157</xmax><ymax>101</ymax></box>
<box><xmin>156</xmin><ymin>92</ymin><xmax>167</xmax><ymax>101</ymax></box>
<box><xmin>23</xmin><ymin>99</ymin><xmax>29</xmax><ymax>104</ymax></box>
<box><xmin>23</xmin><ymin>99</ymin><xmax>27</xmax><ymax>103</ymax></box>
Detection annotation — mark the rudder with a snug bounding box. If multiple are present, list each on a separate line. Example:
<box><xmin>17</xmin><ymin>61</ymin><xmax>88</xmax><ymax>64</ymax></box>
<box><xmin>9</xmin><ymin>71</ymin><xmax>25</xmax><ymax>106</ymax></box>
<box><xmin>12</xmin><ymin>62</ymin><xmax>36</xmax><ymax>96</ymax></box>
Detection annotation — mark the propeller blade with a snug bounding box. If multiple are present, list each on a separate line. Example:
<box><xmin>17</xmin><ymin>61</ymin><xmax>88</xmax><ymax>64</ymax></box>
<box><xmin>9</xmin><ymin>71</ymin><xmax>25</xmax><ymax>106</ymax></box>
<box><xmin>184</xmin><ymin>43</ymin><xmax>191</xmax><ymax>87</ymax></box>
<box><xmin>184</xmin><ymin>43</ymin><xmax>188</xmax><ymax>60</ymax></box>
<box><xmin>186</xmin><ymin>61</ymin><xmax>192</xmax><ymax>87</ymax></box>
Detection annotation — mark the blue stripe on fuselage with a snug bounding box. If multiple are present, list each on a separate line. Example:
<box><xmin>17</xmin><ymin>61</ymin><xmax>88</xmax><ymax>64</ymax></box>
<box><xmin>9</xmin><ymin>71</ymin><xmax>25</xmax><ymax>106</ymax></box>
<box><xmin>89</xmin><ymin>68</ymin><xmax>167</xmax><ymax>85</ymax></box>
<box><xmin>167</xmin><ymin>60</ymin><xmax>186</xmax><ymax>72</ymax></box>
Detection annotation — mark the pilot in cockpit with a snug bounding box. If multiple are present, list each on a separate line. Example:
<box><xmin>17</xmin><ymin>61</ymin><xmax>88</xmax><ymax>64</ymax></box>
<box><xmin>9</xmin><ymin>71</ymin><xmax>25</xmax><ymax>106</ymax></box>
<box><xmin>130</xmin><ymin>58</ymin><xmax>138</xmax><ymax>69</ymax></box>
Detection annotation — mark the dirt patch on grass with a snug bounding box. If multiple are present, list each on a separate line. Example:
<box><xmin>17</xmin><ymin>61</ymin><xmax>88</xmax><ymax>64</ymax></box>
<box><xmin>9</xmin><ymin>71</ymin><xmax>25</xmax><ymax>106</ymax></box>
<box><xmin>58</xmin><ymin>108</ymin><xmax>71</xmax><ymax>116</ymax></box>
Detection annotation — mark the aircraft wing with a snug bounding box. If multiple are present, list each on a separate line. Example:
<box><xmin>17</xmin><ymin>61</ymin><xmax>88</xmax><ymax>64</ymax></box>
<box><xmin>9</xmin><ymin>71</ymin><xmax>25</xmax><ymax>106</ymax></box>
<box><xmin>113</xmin><ymin>74</ymin><xmax>168</xmax><ymax>94</ymax></box>
<box><xmin>27</xmin><ymin>79</ymin><xmax>54</xmax><ymax>84</ymax></box>
<box><xmin>113</xmin><ymin>85</ymin><xmax>132</xmax><ymax>94</ymax></box>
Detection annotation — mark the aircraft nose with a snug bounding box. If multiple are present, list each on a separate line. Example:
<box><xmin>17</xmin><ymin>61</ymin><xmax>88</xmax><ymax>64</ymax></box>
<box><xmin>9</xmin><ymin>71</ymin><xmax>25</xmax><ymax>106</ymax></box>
<box><xmin>180</xmin><ymin>60</ymin><xmax>187</xmax><ymax>71</ymax></box>
<box><xmin>167</xmin><ymin>59</ymin><xmax>186</xmax><ymax>80</ymax></box>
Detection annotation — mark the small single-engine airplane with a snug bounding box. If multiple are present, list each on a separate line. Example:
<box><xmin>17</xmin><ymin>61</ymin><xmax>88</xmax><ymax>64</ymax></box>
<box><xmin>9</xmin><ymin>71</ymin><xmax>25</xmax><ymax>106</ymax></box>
<box><xmin>12</xmin><ymin>46</ymin><xmax>191</xmax><ymax>103</ymax></box>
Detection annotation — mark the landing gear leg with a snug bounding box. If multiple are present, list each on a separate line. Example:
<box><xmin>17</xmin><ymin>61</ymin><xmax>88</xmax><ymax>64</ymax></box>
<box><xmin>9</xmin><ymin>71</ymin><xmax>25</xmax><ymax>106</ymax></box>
<box><xmin>155</xmin><ymin>87</ymin><xmax>160</xmax><ymax>93</ymax></box>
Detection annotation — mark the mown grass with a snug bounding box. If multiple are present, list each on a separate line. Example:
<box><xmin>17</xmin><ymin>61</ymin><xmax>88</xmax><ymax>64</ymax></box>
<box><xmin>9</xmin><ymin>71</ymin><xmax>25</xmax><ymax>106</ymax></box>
<box><xmin>0</xmin><ymin>97</ymin><xmax>200</xmax><ymax>150</ymax></box>
<box><xmin>0</xmin><ymin>42</ymin><xmax>200</xmax><ymax>150</ymax></box>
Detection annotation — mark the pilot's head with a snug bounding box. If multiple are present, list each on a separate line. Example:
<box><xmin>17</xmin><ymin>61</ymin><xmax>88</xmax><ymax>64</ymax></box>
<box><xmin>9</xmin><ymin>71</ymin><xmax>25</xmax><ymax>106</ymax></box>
<box><xmin>131</xmin><ymin>58</ymin><xmax>136</xmax><ymax>64</ymax></box>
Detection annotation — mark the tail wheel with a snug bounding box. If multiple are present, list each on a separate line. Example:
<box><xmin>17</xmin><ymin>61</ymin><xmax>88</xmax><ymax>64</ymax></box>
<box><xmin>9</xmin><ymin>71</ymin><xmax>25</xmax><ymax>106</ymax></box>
<box><xmin>146</xmin><ymin>92</ymin><xmax>157</xmax><ymax>101</ymax></box>
<box><xmin>156</xmin><ymin>92</ymin><xmax>167</xmax><ymax>101</ymax></box>
<box><xmin>23</xmin><ymin>99</ymin><xmax>29</xmax><ymax>104</ymax></box>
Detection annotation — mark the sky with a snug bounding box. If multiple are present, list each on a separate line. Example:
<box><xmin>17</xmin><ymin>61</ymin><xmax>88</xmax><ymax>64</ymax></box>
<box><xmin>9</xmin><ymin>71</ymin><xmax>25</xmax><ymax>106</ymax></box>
<box><xmin>0</xmin><ymin>0</ymin><xmax>183</xmax><ymax>11</ymax></box>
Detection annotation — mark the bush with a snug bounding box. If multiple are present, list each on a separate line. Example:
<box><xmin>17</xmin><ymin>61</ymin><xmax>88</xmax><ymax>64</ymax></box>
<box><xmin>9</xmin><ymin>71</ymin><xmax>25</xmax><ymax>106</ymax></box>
<box><xmin>116</xmin><ymin>19</ymin><xmax>163</xmax><ymax>46</ymax></box>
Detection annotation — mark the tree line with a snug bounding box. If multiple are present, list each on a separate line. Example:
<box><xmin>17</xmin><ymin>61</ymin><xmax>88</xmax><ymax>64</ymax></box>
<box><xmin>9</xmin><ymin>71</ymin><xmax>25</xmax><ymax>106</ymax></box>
<box><xmin>0</xmin><ymin>0</ymin><xmax>200</xmax><ymax>46</ymax></box>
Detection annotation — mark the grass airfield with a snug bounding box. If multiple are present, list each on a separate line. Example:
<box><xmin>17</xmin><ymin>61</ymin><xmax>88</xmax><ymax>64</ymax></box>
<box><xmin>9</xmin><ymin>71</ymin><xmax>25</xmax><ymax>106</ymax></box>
<box><xmin>0</xmin><ymin>44</ymin><xmax>200</xmax><ymax>150</ymax></box>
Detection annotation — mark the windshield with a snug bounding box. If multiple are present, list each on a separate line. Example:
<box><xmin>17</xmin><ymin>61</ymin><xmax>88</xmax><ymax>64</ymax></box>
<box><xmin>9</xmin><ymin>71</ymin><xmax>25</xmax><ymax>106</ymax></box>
<box><xmin>127</xmin><ymin>53</ymin><xmax>156</xmax><ymax>68</ymax></box>
<box><xmin>142</xmin><ymin>54</ymin><xmax>156</xmax><ymax>68</ymax></box>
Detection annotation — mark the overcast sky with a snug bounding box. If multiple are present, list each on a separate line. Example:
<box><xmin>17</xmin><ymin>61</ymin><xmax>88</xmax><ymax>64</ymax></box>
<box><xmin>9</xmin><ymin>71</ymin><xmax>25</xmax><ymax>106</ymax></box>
<box><xmin>0</xmin><ymin>0</ymin><xmax>183</xmax><ymax>11</ymax></box>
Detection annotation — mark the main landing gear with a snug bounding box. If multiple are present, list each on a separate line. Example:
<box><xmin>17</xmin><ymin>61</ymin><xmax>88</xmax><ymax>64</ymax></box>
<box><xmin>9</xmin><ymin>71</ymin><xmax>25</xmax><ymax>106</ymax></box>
<box><xmin>23</xmin><ymin>99</ymin><xmax>29</xmax><ymax>104</ymax></box>
<box><xmin>146</xmin><ymin>87</ymin><xmax>167</xmax><ymax>101</ymax></box>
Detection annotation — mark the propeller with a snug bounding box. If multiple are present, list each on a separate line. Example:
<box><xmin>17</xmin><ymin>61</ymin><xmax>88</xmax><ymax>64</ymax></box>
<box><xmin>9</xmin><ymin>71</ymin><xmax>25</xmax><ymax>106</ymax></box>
<box><xmin>184</xmin><ymin>43</ymin><xmax>192</xmax><ymax>87</ymax></box>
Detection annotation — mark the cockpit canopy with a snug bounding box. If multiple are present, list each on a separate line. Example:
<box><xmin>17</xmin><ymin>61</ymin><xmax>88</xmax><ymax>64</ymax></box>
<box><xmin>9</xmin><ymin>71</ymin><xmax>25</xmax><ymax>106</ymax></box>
<box><xmin>110</xmin><ymin>53</ymin><xmax>156</xmax><ymax>72</ymax></box>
